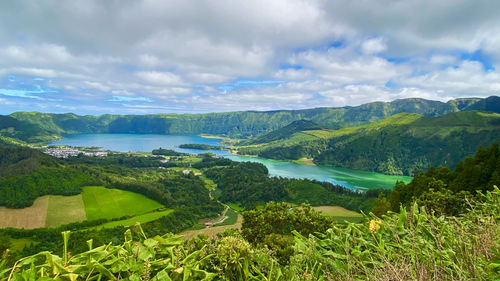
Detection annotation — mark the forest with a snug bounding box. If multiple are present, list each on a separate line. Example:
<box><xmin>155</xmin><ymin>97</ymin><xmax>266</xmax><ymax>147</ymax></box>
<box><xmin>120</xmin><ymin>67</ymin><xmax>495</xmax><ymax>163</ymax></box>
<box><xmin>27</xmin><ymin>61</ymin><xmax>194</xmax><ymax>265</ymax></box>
<box><xmin>1</xmin><ymin>96</ymin><xmax>498</xmax><ymax>143</ymax></box>
<box><xmin>386</xmin><ymin>142</ymin><xmax>500</xmax><ymax>215</ymax></box>
<box><xmin>0</xmin><ymin>144</ymin><xmax>379</xmax><ymax>265</ymax></box>
<box><xmin>238</xmin><ymin>111</ymin><xmax>500</xmax><ymax>175</ymax></box>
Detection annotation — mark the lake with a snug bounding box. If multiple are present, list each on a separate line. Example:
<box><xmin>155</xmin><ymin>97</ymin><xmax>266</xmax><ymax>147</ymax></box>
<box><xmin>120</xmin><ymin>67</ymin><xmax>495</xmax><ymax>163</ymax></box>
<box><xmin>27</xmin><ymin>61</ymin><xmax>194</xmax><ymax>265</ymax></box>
<box><xmin>51</xmin><ymin>133</ymin><xmax>230</xmax><ymax>155</ymax></box>
<box><xmin>50</xmin><ymin>133</ymin><xmax>411</xmax><ymax>190</ymax></box>
<box><xmin>225</xmin><ymin>155</ymin><xmax>411</xmax><ymax>190</ymax></box>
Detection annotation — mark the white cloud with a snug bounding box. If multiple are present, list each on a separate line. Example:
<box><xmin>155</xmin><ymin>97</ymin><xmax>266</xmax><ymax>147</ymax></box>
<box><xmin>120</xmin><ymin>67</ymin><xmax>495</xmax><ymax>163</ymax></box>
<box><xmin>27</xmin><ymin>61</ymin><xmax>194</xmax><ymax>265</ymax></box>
<box><xmin>84</xmin><ymin>81</ymin><xmax>111</xmax><ymax>92</ymax></box>
<box><xmin>401</xmin><ymin>61</ymin><xmax>500</xmax><ymax>96</ymax></box>
<box><xmin>429</xmin><ymin>55</ymin><xmax>458</xmax><ymax>65</ymax></box>
<box><xmin>138</xmin><ymin>54</ymin><xmax>161</xmax><ymax>68</ymax></box>
<box><xmin>273</xmin><ymin>68</ymin><xmax>312</xmax><ymax>80</ymax></box>
<box><xmin>361</xmin><ymin>38</ymin><xmax>386</xmax><ymax>54</ymax></box>
<box><xmin>136</xmin><ymin>71</ymin><xmax>185</xmax><ymax>86</ymax></box>
<box><xmin>0</xmin><ymin>0</ymin><xmax>499</xmax><ymax>114</ymax></box>
<box><xmin>186</xmin><ymin>72</ymin><xmax>232</xmax><ymax>84</ymax></box>
<box><xmin>291</xmin><ymin>47</ymin><xmax>407</xmax><ymax>86</ymax></box>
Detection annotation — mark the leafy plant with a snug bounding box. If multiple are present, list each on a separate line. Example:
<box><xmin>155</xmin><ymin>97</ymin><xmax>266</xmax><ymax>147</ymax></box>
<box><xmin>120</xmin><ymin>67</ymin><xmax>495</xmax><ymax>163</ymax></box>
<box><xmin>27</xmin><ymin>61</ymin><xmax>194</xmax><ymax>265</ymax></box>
<box><xmin>1</xmin><ymin>224</ymin><xmax>216</xmax><ymax>281</ymax></box>
<box><xmin>292</xmin><ymin>187</ymin><xmax>500</xmax><ymax>280</ymax></box>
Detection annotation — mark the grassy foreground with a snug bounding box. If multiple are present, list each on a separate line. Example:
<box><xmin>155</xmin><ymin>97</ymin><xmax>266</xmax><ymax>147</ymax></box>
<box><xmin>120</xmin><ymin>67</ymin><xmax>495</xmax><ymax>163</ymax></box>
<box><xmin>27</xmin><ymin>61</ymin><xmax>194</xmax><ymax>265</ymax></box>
<box><xmin>2</xmin><ymin>188</ymin><xmax>498</xmax><ymax>280</ymax></box>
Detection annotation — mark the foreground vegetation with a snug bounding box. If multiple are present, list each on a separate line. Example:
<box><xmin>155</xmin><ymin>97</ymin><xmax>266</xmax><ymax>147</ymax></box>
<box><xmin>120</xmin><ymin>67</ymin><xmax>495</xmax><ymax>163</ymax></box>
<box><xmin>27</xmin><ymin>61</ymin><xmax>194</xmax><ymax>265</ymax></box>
<box><xmin>1</xmin><ymin>187</ymin><xmax>498</xmax><ymax>280</ymax></box>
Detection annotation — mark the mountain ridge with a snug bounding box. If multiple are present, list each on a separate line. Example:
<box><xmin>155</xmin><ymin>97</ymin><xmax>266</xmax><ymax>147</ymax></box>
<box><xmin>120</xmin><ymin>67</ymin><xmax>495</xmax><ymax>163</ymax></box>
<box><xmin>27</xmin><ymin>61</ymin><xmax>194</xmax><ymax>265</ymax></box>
<box><xmin>2</xmin><ymin>96</ymin><xmax>499</xmax><ymax>143</ymax></box>
<box><xmin>237</xmin><ymin>111</ymin><xmax>500</xmax><ymax>175</ymax></box>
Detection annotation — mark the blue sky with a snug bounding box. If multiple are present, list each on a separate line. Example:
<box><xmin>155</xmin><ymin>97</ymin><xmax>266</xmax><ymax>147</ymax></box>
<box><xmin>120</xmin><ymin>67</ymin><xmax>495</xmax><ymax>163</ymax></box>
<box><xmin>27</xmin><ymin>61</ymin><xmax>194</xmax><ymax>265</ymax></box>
<box><xmin>0</xmin><ymin>0</ymin><xmax>499</xmax><ymax>115</ymax></box>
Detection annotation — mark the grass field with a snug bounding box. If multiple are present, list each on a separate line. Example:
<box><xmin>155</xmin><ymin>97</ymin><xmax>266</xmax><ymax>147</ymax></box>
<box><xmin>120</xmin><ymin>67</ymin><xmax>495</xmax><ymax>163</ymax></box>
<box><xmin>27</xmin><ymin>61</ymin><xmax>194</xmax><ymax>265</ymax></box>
<box><xmin>45</xmin><ymin>194</ymin><xmax>86</xmax><ymax>227</ymax></box>
<box><xmin>312</xmin><ymin>205</ymin><xmax>362</xmax><ymax>217</ymax></box>
<box><xmin>312</xmin><ymin>206</ymin><xmax>364</xmax><ymax>223</ymax></box>
<box><xmin>292</xmin><ymin>158</ymin><xmax>315</xmax><ymax>166</ymax></box>
<box><xmin>0</xmin><ymin>196</ymin><xmax>48</xmax><ymax>229</ymax></box>
<box><xmin>9</xmin><ymin>238</ymin><xmax>38</xmax><ymax>251</ymax></box>
<box><xmin>214</xmin><ymin>208</ymin><xmax>238</xmax><ymax>226</ymax></box>
<box><xmin>180</xmin><ymin>214</ymin><xmax>242</xmax><ymax>240</ymax></box>
<box><xmin>227</xmin><ymin>203</ymin><xmax>244</xmax><ymax>211</ymax></box>
<box><xmin>0</xmin><ymin>186</ymin><xmax>166</xmax><ymax>230</ymax></box>
<box><xmin>82</xmin><ymin>186</ymin><xmax>164</xmax><ymax>221</ymax></box>
<box><xmin>201</xmin><ymin>177</ymin><xmax>217</xmax><ymax>190</ymax></box>
<box><xmin>93</xmin><ymin>209</ymin><xmax>174</xmax><ymax>229</ymax></box>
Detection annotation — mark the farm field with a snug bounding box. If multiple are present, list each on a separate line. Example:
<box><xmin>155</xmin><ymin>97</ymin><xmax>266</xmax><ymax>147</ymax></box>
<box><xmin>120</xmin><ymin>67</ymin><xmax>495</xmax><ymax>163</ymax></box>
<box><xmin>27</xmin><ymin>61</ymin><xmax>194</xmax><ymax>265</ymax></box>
<box><xmin>0</xmin><ymin>186</ymin><xmax>166</xmax><ymax>229</ymax></box>
<box><xmin>180</xmin><ymin>214</ymin><xmax>242</xmax><ymax>240</ymax></box>
<box><xmin>214</xmin><ymin>208</ymin><xmax>238</xmax><ymax>226</ymax></box>
<box><xmin>94</xmin><ymin>209</ymin><xmax>174</xmax><ymax>229</ymax></box>
<box><xmin>82</xmin><ymin>186</ymin><xmax>164</xmax><ymax>221</ymax></box>
<box><xmin>0</xmin><ymin>196</ymin><xmax>48</xmax><ymax>229</ymax></box>
<box><xmin>45</xmin><ymin>194</ymin><xmax>86</xmax><ymax>227</ymax></box>
<box><xmin>312</xmin><ymin>205</ymin><xmax>363</xmax><ymax>222</ymax></box>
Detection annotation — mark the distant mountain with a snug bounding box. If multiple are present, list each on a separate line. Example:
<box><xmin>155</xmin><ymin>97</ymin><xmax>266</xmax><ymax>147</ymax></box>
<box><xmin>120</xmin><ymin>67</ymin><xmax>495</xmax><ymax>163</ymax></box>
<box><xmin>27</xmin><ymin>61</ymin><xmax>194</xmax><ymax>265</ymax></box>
<box><xmin>462</xmin><ymin>96</ymin><xmax>500</xmax><ymax>112</ymax></box>
<box><xmin>237</xmin><ymin>111</ymin><xmax>500</xmax><ymax>175</ymax></box>
<box><xmin>447</xmin><ymin>97</ymin><xmax>482</xmax><ymax>110</ymax></box>
<box><xmin>0</xmin><ymin>115</ymin><xmax>59</xmax><ymax>143</ymax></box>
<box><xmin>1</xmin><ymin>96</ymin><xmax>498</xmax><ymax>143</ymax></box>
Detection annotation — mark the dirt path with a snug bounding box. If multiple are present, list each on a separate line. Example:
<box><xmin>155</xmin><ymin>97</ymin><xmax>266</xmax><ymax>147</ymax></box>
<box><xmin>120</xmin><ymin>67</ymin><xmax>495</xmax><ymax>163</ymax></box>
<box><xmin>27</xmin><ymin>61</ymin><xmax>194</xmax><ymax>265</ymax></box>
<box><xmin>180</xmin><ymin>214</ymin><xmax>242</xmax><ymax>240</ymax></box>
<box><xmin>204</xmin><ymin>205</ymin><xmax>229</xmax><ymax>226</ymax></box>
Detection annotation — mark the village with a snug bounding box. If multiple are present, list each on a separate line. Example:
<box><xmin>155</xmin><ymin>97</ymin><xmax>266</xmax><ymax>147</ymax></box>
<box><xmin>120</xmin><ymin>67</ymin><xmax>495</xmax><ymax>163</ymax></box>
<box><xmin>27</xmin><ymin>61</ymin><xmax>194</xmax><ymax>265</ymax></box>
<box><xmin>44</xmin><ymin>147</ymin><xmax>107</xmax><ymax>158</ymax></box>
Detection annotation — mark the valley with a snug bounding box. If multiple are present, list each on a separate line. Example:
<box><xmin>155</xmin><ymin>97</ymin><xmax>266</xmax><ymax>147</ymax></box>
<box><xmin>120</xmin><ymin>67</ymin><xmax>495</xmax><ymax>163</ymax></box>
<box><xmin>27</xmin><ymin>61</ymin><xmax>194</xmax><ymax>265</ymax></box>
<box><xmin>50</xmin><ymin>133</ymin><xmax>411</xmax><ymax>190</ymax></box>
<box><xmin>1</xmin><ymin>97</ymin><xmax>499</xmax><ymax>280</ymax></box>
<box><xmin>3</xmin><ymin>3</ymin><xmax>500</xmax><ymax>278</ymax></box>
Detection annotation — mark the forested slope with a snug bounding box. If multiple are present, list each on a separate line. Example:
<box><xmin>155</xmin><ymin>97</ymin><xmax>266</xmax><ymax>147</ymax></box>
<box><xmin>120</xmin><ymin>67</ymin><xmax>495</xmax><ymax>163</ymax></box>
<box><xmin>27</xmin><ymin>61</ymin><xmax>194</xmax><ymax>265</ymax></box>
<box><xmin>2</xmin><ymin>96</ymin><xmax>497</xmax><ymax>142</ymax></box>
<box><xmin>387</xmin><ymin>142</ymin><xmax>500</xmax><ymax>215</ymax></box>
<box><xmin>238</xmin><ymin>111</ymin><xmax>500</xmax><ymax>175</ymax></box>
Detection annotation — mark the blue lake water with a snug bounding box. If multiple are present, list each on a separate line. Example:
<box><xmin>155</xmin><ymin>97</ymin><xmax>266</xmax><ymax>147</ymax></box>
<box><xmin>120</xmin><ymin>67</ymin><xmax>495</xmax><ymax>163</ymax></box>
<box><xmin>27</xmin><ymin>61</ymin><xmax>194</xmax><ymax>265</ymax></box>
<box><xmin>50</xmin><ymin>133</ymin><xmax>411</xmax><ymax>190</ymax></box>
<box><xmin>50</xmin><ymin>133</ymin><xmax>230</xmax><ymax>155</ymax></box>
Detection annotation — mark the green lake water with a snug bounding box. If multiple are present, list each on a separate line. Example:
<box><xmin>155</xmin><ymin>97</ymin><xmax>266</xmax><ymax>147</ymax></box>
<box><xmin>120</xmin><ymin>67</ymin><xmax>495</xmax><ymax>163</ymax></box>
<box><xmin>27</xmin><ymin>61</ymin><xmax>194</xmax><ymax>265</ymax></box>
<box><xmin>225</xmin><ymin>155</ymin><xmax>412</xmax><ymax>190</ymax></box>
<box><xmin>51</xmin><ymin>133</ymin><xmax>412</xmax><ymax>190</ymax></box>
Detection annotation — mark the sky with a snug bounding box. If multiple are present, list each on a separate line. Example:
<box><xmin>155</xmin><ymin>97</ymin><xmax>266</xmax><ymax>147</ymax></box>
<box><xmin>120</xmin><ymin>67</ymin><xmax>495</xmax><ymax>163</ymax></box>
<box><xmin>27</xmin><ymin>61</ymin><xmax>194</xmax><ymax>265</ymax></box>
<box><xmin>1</xmin><ymin>0</ymin><xmax>500</xmax><ymax>115</ymax></box>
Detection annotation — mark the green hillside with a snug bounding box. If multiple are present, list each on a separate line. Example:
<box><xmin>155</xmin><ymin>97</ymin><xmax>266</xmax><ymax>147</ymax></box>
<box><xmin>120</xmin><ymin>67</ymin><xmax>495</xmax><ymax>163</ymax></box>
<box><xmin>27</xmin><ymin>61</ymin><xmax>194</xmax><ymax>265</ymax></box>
<box><xmin>242</xmin><ymin>119</ymin><xmax>322</xmax><ymax>145</ymax></box>
<box><xmin>237</xmin><ymin>111</ymin><xmax>500</xmax><ymax>175</ymax></box>
<box><xmin>387</xmin><ymin>142</ymin><xmax>500</xmax><ymax>215</ymax></box>
<box><xmin>3</xmin><ymin>96</ymin><xmax>497</xmax><ymax>143</ymax></box>
<box><xmin>462</xmin><ymin>95</ymin><xmax>500</xmax><ymax>112</ymax></box>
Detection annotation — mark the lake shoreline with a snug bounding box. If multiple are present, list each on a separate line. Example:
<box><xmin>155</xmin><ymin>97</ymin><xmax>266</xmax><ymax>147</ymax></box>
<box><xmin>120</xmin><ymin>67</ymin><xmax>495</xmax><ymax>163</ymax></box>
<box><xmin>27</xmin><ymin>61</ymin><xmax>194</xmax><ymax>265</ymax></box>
<box><xmin>50</xmin><ymin>133</ymin><xmax>412</xmax><ymax>190</ymax></box>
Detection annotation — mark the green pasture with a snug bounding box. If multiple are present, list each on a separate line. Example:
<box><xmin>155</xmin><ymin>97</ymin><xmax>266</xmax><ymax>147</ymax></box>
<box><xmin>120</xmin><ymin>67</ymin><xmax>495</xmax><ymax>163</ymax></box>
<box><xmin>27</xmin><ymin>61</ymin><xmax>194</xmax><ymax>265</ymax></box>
<box><xmin>201</xmin><ymin>177</ymin><xmax>217</xmax><ymax>190</ymax></box>
<box><xmin>93</xmin><ymin>209</ymin><xmax>174</xmax><ymax>229</ymax></box>
<box><xmin>214</xmin><ymin>208</ymin><xmax>238</xmax><ymax>226</ymax></box>
<box><xmin>312</xmin><ymin>206</ymin><xmax>363</xmax><ymax>223</ymax></box>
<box><xmin>82</xmin><ymin>186</ymin><xmax>164</xmax><ymax>221</ymax></box>
<box><xmin>227</xmin><ymin>203</ymin><xmax>244</xmax><ymax>212</ymax></box>
<box><xmin>45</xmin><ymin>194</ymin><xmax>86</xmax><ymax>227</ymax></box>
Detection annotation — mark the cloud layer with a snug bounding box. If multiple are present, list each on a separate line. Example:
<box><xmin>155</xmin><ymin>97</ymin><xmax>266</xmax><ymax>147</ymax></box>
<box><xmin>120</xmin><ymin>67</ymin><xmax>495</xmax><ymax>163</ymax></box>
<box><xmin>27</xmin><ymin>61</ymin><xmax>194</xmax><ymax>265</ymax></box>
<box><xmin>0</xmin><ymin>0</ymin><xmax>499</xmax><ymax>114</ymax></box>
